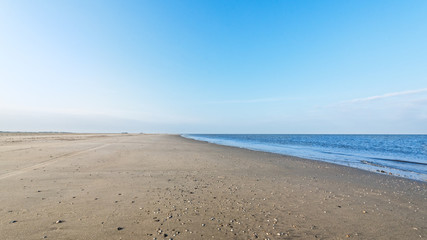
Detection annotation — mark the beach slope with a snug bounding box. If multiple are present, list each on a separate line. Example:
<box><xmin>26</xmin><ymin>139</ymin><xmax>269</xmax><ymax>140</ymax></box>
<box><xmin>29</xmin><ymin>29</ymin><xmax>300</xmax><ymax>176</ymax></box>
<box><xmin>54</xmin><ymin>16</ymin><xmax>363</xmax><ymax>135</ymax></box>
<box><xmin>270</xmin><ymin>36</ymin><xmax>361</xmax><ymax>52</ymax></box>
<box><xmin>0</xmin><ymin>133</ymin><xmax>425</xmax><ymax>239</ymax></box>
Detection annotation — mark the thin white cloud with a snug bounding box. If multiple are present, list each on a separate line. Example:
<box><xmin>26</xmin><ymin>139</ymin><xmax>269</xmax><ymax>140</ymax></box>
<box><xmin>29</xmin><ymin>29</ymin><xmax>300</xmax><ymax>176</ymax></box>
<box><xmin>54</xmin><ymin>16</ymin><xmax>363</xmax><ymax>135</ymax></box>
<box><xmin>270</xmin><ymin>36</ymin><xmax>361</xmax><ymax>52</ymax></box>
<box><xmin>349</xmin><ymin>88</ymin><xmax>427</xmax><ymax>103</ymax></box>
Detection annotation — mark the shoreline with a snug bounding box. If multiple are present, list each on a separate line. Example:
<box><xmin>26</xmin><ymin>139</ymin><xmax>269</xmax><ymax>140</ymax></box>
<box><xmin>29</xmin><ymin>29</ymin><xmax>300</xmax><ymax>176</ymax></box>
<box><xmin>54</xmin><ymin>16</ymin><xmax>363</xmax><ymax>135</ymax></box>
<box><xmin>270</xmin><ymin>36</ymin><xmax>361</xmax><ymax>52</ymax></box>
<box><xmin>180</xmin><ymin>134</ymin><xmax>427</xmax><ymax>182</ymax></box>
<box><xmin>178</xmin><ymin>135</ymin><xmax>427</xmax><ymax>192</ymax></box>
<box><xmin>1</xmin><ymin>133</ymin><xmax>426</xmax><ymax>239</ymax></box>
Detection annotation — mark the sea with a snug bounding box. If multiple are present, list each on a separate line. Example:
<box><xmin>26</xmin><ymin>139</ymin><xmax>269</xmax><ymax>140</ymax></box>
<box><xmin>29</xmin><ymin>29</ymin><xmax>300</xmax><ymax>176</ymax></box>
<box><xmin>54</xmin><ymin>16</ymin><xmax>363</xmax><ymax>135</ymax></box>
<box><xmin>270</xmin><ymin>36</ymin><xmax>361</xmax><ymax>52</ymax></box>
<box><xmin>182</xmin><ymin>134</ymin><xmax>427</xmax><ymax>182</ymax></box>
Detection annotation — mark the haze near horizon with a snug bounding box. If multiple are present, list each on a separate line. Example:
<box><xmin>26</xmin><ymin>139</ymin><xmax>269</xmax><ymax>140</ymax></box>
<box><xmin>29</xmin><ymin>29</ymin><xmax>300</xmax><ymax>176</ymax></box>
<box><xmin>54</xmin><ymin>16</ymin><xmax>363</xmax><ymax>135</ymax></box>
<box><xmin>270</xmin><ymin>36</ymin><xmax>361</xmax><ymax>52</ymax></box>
<box><xmin>1</xmin><ymin>0</ymin><xmax>426</xmax><ymax>134</ymax></box>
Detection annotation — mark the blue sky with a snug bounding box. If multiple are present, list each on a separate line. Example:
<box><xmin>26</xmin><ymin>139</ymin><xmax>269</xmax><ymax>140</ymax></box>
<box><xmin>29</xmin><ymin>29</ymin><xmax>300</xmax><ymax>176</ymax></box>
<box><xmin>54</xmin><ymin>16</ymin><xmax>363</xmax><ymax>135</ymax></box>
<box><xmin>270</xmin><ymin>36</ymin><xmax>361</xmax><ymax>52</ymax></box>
<box><xmin>1</xmin><ymin>0</ymin><xmax>426</xmax><ymax>133</ymax></box>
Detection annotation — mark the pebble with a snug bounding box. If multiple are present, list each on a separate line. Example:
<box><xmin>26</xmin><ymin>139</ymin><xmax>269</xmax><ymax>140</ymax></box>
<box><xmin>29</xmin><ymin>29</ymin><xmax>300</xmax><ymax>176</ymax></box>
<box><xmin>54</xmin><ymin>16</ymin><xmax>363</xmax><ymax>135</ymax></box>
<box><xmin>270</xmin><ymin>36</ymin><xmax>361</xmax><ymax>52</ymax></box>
<box><xmin>117</xmin><ymin>227</ymin><xmax>124</xmax><ymax>231</ymax></box>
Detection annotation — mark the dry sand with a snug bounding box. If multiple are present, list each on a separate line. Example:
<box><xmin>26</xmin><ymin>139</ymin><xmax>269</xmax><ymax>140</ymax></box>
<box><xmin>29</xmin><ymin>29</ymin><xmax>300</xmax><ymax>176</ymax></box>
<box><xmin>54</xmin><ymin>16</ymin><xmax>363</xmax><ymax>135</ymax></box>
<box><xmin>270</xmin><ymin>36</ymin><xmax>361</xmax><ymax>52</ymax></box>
<box><xmin>0</xmin><ymin>133</ymin><xmax>425</xmax><ymax>239</ymax></box>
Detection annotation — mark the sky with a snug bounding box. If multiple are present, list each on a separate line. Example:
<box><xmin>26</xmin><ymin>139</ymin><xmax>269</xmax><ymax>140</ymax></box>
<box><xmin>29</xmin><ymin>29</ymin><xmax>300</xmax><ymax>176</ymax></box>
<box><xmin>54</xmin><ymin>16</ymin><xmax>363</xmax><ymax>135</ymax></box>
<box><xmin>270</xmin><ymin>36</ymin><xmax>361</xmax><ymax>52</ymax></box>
<box><xmin>0</xmin><ymin>0</ymin><xmax>426</xmax><ymax>134</ymax></box>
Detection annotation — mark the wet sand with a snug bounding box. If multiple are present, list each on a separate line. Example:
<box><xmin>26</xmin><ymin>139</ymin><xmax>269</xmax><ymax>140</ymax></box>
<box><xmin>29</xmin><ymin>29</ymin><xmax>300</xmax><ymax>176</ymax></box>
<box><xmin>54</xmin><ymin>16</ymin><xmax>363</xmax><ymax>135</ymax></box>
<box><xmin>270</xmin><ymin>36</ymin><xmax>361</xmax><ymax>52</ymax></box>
<box><xmin>0</xmin><ymin>133</ymin><xmax>425</xmax><ymax>239</ymax></box>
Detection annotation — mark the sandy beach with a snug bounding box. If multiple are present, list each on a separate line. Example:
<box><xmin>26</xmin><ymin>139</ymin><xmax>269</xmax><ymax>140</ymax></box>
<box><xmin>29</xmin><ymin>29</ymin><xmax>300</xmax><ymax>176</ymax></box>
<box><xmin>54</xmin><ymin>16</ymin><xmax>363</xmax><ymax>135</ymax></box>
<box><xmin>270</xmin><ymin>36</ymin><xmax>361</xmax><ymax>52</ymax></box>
<box><xmin>0</xmin><ymin>133</ymin><xmax>425</xmax><ymax>240</ymax></box>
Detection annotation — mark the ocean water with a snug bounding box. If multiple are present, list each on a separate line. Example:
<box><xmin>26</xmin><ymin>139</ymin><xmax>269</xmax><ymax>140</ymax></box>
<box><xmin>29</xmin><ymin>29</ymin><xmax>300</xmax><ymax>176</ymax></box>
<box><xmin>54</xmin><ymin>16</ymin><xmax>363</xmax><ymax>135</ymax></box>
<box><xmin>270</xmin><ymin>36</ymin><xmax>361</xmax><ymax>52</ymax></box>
<box><xmin>182</xmin><ymin>134</ymin><xmax>427</xmax><ymax>182</ymax></box>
